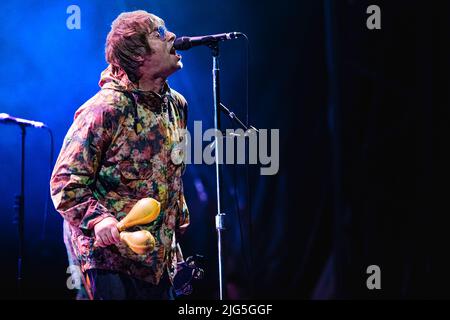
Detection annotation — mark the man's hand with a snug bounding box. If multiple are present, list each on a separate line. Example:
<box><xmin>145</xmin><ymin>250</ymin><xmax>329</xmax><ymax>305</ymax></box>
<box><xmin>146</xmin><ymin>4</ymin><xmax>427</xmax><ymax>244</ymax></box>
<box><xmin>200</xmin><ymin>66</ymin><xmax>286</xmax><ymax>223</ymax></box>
<box><xmin>93</xmin><ymin>217</ymin><xmax>121</xmax><ymax>247</ymax></box>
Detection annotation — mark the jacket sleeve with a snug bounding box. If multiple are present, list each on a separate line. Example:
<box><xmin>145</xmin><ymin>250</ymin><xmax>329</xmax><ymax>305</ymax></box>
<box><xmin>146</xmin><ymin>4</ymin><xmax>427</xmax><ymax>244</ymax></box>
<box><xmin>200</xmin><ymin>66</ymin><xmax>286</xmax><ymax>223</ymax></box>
<box><xmin>175</xmin><ymin>193</ymin><xmax>190</xmax><ymax>239</ymax></box>
<box><xmin>50</xmin><ymin>104</ymin><xmax>114</xmax><ymax>233</ymax></box>
<box><xmin>175</xmin><ymin>97</ymin><xmax>190</xmax><ymax>239</ymax></box>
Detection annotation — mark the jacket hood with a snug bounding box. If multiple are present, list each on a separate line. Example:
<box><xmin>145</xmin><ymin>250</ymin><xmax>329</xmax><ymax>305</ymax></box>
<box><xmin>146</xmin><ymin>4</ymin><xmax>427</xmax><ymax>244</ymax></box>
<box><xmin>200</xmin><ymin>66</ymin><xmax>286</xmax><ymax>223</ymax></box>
<box><xmin>98</xmin><ymin>64</ymin><xmax>135</xmax><ymax>92</ymax></box>
<box><xmin>98</xmin><ymin>64</ymin><xmax>171</xmax><ymax>97</ymax></box>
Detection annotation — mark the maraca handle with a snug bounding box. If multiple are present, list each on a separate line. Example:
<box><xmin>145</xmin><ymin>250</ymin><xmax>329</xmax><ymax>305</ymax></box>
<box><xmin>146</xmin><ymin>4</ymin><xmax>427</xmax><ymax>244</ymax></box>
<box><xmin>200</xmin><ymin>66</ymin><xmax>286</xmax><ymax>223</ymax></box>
<box><xmin>93</xmin><ymin>230</ymin><xmax>155</xmax><ymax>255</ymax></box>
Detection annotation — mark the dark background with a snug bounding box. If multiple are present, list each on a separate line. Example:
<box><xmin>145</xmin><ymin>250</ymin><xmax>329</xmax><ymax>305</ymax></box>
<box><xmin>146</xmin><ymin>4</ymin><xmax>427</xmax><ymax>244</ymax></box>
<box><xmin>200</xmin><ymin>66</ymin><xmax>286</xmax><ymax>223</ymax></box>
<box><xmin>0</xmin><ymin>0</ymin><xmax>448</xmax><ymax>299</ymax></box>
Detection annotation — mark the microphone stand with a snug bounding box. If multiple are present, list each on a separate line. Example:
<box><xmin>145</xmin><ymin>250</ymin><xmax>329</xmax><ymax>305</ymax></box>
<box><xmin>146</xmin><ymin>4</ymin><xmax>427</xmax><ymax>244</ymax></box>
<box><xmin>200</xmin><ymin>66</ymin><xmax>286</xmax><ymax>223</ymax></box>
<box><xmin>208</xmin><ymin>42</ymin><xmax>258</xmax><ymax>300</ymax></box>
<box><xmin>209</xmin><ymin>42</ymin><xmax>226</xmax><ymax>300</ymax></box>
<box><xmin>14</xmin><ymin>124</ymin><xmax>26</xmax><ymax>294</ymax></box>
<box><xmin>1</xmin><ymin>114</ymin><xmax>49</xmax><ymax>296</ymax></box>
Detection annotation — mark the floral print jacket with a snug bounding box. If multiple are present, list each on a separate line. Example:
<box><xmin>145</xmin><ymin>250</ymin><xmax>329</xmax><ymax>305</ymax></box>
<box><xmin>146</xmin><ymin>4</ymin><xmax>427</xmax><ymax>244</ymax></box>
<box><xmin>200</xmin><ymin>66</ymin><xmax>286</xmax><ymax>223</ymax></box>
<box><xmin>50</xmin><ymin>65</ymin><xmax>189</xmax><ymax>285</ymax></box>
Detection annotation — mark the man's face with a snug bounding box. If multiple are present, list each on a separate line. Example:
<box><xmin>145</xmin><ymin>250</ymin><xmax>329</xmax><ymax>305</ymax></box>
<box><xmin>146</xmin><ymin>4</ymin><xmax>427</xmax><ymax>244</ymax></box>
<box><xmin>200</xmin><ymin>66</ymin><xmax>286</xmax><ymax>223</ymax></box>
<box><xmin>140</xmin><ymin>23</ymin><xmax>183</xmax><ymax>80</ymax></box>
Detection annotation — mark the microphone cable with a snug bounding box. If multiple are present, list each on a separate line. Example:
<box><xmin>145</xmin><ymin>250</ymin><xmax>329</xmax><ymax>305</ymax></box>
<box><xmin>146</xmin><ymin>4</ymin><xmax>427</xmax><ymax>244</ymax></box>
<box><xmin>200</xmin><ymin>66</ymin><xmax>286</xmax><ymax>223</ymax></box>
<box><xmin>243</xmin><ymin>33</ymin><xmax>255</xmax><ymax>298</ymax></box>
<box><xmin>229</xmin><ymin>33</ymin><xmax>254</xmax><ymax>297</ymax></box>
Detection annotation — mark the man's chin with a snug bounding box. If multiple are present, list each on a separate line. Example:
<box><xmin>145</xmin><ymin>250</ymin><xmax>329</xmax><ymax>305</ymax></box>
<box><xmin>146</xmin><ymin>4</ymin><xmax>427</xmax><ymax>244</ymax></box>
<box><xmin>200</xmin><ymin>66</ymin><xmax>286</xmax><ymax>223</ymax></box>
<box><xmin>166</xmin><ymin>63</ymin><xmax>183</xmax><ymax>78</ymax></box>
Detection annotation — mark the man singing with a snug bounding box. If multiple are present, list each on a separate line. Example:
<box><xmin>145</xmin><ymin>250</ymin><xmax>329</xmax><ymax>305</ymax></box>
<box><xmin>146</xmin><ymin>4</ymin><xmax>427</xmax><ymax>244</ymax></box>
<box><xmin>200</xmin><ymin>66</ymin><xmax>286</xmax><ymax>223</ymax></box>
<box><xmin>50</xmin><ymin>10</ymin><xmax>189</xmax><ymax>300</ymax></box>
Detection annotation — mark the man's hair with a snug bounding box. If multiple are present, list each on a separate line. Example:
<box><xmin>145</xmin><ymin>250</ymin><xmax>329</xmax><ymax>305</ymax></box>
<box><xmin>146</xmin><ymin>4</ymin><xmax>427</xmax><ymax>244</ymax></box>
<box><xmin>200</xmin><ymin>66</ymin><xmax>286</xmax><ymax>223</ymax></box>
<box><xmin>105</xmin><ymin>10</ymin><xmax>164</xmax><ymax>83</ymax></box>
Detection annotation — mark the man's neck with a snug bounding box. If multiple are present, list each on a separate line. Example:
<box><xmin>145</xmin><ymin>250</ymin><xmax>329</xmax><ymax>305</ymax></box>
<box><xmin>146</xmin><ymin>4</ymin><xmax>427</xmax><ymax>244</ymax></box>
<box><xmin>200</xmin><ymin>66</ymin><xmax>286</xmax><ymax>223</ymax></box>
<box><xmin>138</xmin><ymin>75</ymin><xmax>166</xmax><ymax>94</ymax></box>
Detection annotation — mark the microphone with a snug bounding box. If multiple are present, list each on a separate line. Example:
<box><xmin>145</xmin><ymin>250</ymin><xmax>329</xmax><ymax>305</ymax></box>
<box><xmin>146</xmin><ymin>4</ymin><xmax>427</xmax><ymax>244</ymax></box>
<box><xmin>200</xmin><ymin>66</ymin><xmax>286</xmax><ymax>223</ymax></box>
<box><xmin>174</xmin><ymin>32</ymin><xmax>245</xmax><ymax>51</ymax></box>
<box><xmin>0</xmin><ymin>113</ymin><xmax>47</xmax><ymax>128</ymax></box>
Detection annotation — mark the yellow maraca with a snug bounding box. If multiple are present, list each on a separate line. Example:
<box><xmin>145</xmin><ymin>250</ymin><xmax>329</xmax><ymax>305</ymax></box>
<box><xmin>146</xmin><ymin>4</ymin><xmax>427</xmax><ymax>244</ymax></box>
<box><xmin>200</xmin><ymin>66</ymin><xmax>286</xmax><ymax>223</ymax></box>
<box><xmin>95</xmin><ymin>198</ymin><xmax>161</xmax><ymax>255</ymax></box>
<box><xmin>116</xmin><ymin>198</ymin><xmax>161</xmax><ymax>255</ymax></box>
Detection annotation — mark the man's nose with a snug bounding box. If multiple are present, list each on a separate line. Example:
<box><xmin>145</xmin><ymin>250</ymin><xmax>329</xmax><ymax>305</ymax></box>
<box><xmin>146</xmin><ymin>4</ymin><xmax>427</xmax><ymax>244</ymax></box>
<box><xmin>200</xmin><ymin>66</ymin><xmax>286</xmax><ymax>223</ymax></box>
<box><xmin>167</xmin><ymin>31</ymin><xmax>176</xmax><ymax>42</ymax></box>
